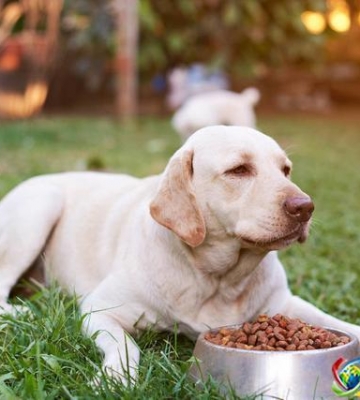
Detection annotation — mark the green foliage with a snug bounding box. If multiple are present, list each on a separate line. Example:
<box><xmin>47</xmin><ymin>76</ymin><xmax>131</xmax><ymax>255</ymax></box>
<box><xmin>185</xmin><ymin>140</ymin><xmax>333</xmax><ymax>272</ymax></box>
<box><xmin>60</xmin><ymin>0</ymin><xmax>116</xmax><ymax>91</ymax></box>
<box><xmin>138</xmin><ymin>0</ymin><xmax>327</xmax><ymax>79</ymax></box>
<box><xmin>59</xmin><ymin>0</ymin><xmax>329</xmax><ymax>89</ymax></box>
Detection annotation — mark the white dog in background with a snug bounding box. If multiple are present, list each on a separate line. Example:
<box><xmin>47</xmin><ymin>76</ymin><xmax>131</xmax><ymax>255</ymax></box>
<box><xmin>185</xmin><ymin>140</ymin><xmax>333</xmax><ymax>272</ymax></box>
<box><xmin>172</xmin><ymin>87</ymin><xmax>260</xmax><ymax>140</ymax></box>
<box><xmin>0</xmin><ymin>126</ymin><xmax>359</xmax><ymax>385</ymax></box>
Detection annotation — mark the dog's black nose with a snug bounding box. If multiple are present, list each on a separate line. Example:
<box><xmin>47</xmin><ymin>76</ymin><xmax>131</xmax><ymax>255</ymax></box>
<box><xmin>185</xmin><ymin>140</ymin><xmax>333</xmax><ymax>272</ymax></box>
<box><xmin>284</xmin><ymin>196</ymin><xmax>314</xmax><ymax>222</ymax></box>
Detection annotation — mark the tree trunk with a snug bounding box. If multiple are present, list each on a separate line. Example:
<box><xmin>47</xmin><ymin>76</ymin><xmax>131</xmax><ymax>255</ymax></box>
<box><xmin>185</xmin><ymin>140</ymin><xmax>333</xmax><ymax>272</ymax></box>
<box><xmin>115</xmin><ymin>0</ymin><xmax>138</xmax><ymax>119</ymax></box>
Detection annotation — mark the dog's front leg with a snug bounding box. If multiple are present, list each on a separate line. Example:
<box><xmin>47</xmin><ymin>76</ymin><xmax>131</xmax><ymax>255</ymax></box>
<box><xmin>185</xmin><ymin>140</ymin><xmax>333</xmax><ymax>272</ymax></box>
<box><xmin>82</xmin><ymin>309</ymin><xmax>140</xmax><ymax>386</ymax></box>
<box><xmin>282</xmin><ymin>295</ymin><xmax>360</xmax><ymax>339</ymax></box>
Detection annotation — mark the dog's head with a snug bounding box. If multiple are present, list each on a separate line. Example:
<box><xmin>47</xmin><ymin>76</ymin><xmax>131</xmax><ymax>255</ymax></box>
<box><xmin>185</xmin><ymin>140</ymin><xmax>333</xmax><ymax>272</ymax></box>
<box><xmin>150</xmin><ymin>126</ymin><xmax>314</xmax><ymax>251</ymax></box>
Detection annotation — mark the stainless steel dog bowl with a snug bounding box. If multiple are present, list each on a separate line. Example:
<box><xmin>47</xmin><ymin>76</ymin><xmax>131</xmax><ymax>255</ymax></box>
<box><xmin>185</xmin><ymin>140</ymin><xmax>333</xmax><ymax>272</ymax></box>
<box><xmin>190</xmin><ymin>325</ymin><xmax>359</xmax><ymax>399</ymax></box>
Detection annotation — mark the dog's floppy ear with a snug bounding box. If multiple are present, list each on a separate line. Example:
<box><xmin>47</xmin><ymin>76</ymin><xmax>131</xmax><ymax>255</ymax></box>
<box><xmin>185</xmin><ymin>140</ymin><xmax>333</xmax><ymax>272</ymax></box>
<box><xmin>150</xmin><ymin>149</ymin><xmax>206</xmax><ymax>247</ymax></box>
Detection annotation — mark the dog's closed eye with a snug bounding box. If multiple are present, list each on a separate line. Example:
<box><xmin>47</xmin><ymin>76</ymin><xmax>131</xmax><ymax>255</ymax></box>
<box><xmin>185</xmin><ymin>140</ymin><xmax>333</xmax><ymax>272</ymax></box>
<box><xmin>225</xmin><ymin>164</ymin><xmax>253</xmax><ymax>177</ymax></box>
<box><xmin>283</xmin><ymin>165</ymin><xmax>291</xmax><ymax>177</ymax></box>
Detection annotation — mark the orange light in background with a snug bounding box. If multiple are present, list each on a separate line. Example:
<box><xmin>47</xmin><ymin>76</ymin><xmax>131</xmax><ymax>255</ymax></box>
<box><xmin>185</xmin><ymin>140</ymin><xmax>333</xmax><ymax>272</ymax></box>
<box><xmin>327</xmin><ymin>0</ymin><xmax>351</xmax><ymax>32</ymax></box>
<box><xmin>301</xmin><ymin>11</ymin><xmax>326</xmax><ymax>34</ymax></box>
<box><xmin>328</xmin><ymin>8</ymin><xmax>350</xmax><ymax>32</ymax></box>
<box><xmin>0</xmin><ymin>82</ymin><xmax>48</xmax><ymax>119</ymax></box>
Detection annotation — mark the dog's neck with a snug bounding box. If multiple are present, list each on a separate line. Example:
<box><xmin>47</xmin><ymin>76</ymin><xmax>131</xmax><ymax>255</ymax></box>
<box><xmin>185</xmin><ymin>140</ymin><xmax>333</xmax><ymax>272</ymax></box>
<box><xmin>153</xmin><ymin>218</ymin><xmax>268</xmax><ymax>297</ymax></box>
<box><xmin>189</xmin><ymin>234</ymin><xmax>267</xmax><ymax>285</ymax></box>
<box><xmin>178</xmin><ymin>234</ymin><xmax>270</xmax><ymax>315</ymax></box>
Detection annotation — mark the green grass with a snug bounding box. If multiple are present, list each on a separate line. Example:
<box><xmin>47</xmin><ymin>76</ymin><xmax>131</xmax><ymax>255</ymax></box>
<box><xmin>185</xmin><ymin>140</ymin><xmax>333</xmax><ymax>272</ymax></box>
<box><xmin>0</xmin><ymin>113</ymin><xmax>359</xmax><ymax>399</ymax></box>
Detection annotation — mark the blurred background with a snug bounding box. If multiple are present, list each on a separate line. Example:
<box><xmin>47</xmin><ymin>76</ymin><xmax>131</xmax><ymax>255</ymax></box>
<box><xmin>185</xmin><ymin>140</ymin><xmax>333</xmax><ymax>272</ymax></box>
<box><xmin>0</xmin><ymin>0</ymin><xmax>359</xmax><ymax>119</ymax></box>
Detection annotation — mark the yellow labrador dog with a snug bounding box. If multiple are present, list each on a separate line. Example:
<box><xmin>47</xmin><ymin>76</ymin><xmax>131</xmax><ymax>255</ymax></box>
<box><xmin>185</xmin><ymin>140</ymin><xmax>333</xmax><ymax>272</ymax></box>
<box><xmin>0</xmin><ymin>126</ymin><xmax>359</xmax><ymax>384</ymax></box>
<box><xmin>172</xmin><ymin>88</ymin><xmax>260</xmax><ymax>140</ymax></box>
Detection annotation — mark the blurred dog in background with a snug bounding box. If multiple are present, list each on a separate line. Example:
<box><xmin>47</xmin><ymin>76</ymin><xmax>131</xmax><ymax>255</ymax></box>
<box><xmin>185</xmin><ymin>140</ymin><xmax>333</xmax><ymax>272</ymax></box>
<box><xmin>172</xmin><ymin>87</ymin><xmax>260</xmax><ymax>141</ymax></box>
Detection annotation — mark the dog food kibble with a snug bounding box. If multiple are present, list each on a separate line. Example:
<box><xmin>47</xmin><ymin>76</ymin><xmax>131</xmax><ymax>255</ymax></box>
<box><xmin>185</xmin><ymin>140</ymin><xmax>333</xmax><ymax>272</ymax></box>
<box><xmin>204</xmin><ymin>314</ymin><xmax>351</xmax><ymax>351</ymax></box>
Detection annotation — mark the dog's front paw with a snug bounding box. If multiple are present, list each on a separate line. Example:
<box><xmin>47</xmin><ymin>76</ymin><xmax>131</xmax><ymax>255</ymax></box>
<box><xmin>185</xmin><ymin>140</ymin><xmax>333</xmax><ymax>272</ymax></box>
<box><xmin>90</xmin><ymin>359</ymin><xmax>138</xmax><ymax>388</ymax></box>
<box><xmin>102</xmin><ymin>354</ymin><xmax>138</xmax><ymax>386</ymax></box>
<box><xmin>0</xmin><ymin>302</ymin><xmax>30</xmax><ymax>316</ymax></box>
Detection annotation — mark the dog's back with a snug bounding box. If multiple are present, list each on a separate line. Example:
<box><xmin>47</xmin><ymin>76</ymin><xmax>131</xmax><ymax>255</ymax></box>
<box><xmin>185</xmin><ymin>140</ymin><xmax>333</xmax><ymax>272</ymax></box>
<box><xmin>0</xmin><ymin>171</ymin><xmax>158</xmax><ymax>299</ymax></box>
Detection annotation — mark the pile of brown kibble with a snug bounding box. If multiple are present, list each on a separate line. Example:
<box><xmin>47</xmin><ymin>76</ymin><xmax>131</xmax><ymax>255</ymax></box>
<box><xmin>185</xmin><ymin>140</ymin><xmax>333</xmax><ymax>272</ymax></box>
<box><xmin>204</xmin><ymin>314</ymin><xmax>351</xmax><ymax>351</ymax></box>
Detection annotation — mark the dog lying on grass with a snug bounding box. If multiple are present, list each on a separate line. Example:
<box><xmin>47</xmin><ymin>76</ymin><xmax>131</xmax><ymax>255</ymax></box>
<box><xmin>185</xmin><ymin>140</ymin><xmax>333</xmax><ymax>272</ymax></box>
<box><xmin>0</xmin><ymin>125</ymin><xmax>359</xmax><ymax>385</ymax></box>
<box><xmin>172</xmin><ymin>88</ymin><xmax>260</xmax><ymax>140</ymax></box>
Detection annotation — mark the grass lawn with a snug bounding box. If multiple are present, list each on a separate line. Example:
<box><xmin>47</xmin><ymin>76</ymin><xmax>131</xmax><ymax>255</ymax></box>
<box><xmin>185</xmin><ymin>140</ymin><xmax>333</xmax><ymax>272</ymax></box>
<box><xmin>0</xmin><ymin>112</ymin><xmax>359</xmax><ymax>399</ymax></box>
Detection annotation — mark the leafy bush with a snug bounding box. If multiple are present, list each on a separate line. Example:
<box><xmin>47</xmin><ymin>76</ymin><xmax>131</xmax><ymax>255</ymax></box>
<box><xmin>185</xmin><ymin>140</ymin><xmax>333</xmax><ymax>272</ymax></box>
<box><xmin>59</xmin><ymin>0</ymin><xmax>328</xmax><ymax>93</ymax></box>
